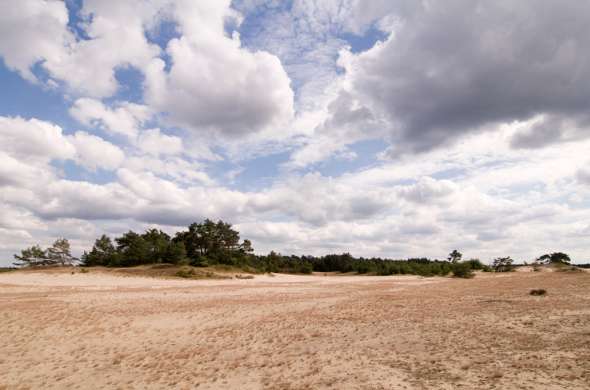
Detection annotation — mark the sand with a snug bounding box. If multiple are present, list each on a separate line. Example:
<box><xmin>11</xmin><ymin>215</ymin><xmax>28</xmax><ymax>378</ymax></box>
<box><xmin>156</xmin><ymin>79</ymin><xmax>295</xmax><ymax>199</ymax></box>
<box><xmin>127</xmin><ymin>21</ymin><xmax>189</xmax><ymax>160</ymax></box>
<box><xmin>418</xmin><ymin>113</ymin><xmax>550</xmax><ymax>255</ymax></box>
<box><xmin>1</xmin><ymin>269</ymin><xmax>589</xmax><ymax>389</ymax></box>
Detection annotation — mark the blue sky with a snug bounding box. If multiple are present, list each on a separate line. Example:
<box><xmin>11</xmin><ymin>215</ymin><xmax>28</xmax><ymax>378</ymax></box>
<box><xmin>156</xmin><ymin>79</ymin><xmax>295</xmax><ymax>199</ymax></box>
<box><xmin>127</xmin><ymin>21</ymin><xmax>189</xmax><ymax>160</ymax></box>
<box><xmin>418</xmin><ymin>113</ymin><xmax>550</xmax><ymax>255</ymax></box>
<box><xmin>1</xmin><ymin>0</ymin><xmax>590</xmax><ymax>265</ymax></box>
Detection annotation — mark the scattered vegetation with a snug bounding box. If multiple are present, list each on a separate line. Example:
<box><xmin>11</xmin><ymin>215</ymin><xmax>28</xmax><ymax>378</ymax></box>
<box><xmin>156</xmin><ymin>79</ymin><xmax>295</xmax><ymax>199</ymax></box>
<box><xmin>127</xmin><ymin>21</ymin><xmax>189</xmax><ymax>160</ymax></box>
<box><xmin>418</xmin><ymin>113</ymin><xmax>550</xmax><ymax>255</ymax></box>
<box><xmin>10</xmin><ymin>220</ymin><xmax>578</xmax><ymax>280</ymax></box>
<box><xmin>554</xmin><ymin>264</ymin><xmax>583</xmax><ymax>273</ymax></box>
<box><xmin>175</xmin><ymin>268</ymin><xmax>196</xmax><ymax>278</ymax></box>
<box><xmin>492</xmin><ymin>256</ymin><xmax>515</xmax><ymax>272</ymax></box>
<box><xmin>76</xmin><ymin>223</ymin><xmax>489</xmax><ymax>277</ymax></box>
<box><xmin>530</xmin><ymin>289</ymin><xmax>547</xmax><ymax>296</ymax></box>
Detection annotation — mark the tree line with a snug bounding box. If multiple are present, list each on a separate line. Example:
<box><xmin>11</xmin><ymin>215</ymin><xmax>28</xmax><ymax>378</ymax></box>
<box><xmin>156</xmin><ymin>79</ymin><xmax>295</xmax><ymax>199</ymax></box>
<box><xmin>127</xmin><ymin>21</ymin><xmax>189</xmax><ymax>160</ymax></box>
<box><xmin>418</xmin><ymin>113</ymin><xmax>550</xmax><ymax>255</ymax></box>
<box><xmin>12</xmin><ymin>219</ymin><xmax>575</xmax><ymax>278</ymax></box>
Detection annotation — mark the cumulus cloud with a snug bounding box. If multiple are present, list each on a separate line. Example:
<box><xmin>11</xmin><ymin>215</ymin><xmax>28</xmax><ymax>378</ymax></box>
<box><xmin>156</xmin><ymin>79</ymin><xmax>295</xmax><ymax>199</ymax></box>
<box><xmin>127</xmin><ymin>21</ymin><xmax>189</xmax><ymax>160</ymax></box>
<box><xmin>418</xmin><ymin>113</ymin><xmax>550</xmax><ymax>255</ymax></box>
<box><xmin>510</xmin><ymin>115</ymin><xmax>590</xmax><ymax>149</ymax></box>
<box><xmin>397</xmin><ymin>177</ymin><xmax>456</xmax><ymax>204</ymax></box>
<box><xmin>0</xmin><ymin>0</ymin><xmax>162</xmax><ymax>97</ymax></box>
<box><xmin>69</xmin><ymin>98</ymin><xmax>151</xmax><ymax>139</ymax></box>
<box><xmin>0</xmin><ymin>0</ymin><xmax>73</xmax><ymax>83</ymax></box>
<box><xmin>3</xmin><ymin>1</ymin><xmax>295</xmax><ymax>145</ymax></box>
<box><xmin>123</xmin><ymin>156</ymin><xmax>213</xmax><ymax>186</ymax></box>
<box><xmin>577</xmin><ymin>167</ymin><xmax>590</xmax><ymax>185</ymax></box>
<box><xmin>248</xmin><ymin>172</ymin><xmax>395</xmax><ymax>226</ymax></box>
<box><xmin>0</xmin><ymin>116</ymin><xmax>75</xmax><ymax>162</ymax></box>
<box><xmin>68</xmin><ymin>131</ymin><xmax>125</xmax><ymax>171</ymax></box>
<box><xmin>285</xmin><ymin>91</ymin><xmax>377</xmax><ymax>169</ymax></box>
<box><xmin>2</xmin><ymin>1</ymin><xmax>590</xmax><ymax>264</ymax></box>
<box><xmin>0</xmin><ymin>152</ymin><xmax>52</xmax><ymax>188</ymax></box>
<box><xmin>144</xmin><ymin>1</ymin><xmax>294</xmax><ymax>138</ymax></box>
<box><xmin>337</xmin><ymin>0</ymin><xmax>590</xmax><ymax>154</ymax></box>
<box><xmin>137</xmin><ymin>129</ymin><xmax>183</xmax><ymax>156</ymax></box>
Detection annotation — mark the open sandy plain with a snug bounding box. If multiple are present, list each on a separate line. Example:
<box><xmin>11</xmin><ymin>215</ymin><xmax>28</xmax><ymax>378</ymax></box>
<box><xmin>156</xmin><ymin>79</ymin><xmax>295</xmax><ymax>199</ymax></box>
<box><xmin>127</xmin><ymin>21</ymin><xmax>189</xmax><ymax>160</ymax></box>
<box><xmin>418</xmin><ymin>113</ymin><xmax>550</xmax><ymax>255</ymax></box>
<box><xmin>1</xmin><ymin>269</ymin><xmax>589</xmax><ymax>389</ymax></box>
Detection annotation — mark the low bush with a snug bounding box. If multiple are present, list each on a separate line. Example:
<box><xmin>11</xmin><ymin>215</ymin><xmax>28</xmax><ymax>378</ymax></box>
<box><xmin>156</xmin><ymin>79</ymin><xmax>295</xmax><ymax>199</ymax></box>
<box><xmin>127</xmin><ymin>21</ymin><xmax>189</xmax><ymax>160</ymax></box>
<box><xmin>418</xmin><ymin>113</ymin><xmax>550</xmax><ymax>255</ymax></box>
<box><xmin>451</xmin><ymin>262</ymin><xmax>475</xmax><ymax>278</ymax></box>
<box><xmin>530</xmin><ymin>289</ymin><xmax>547</xmax><ymax>296</ymax></box>
<box><xmin>175</xmin><ymin>268</ymin><xmax>196</xmax><ymax>278</ymax></box>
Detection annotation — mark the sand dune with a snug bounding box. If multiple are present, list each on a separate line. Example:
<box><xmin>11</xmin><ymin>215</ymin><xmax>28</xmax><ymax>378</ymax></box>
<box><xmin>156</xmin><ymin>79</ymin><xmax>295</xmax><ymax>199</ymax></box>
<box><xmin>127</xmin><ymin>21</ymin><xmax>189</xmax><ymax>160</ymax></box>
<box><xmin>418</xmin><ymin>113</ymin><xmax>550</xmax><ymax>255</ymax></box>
<box><xmin>1</xmin><ymin>270</ymin><xmax>589</xmax><ymax>389</ymax></box>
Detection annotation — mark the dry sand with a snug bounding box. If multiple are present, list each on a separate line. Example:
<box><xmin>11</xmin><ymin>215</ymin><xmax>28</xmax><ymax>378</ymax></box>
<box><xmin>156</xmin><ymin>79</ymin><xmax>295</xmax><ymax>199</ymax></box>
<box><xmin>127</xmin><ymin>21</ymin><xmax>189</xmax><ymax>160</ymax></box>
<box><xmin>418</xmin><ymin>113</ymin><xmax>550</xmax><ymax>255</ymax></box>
<box><xmin>1</xmin><ymin>269</ymin><xmax>589</xmax><ymax>389</ymax></box>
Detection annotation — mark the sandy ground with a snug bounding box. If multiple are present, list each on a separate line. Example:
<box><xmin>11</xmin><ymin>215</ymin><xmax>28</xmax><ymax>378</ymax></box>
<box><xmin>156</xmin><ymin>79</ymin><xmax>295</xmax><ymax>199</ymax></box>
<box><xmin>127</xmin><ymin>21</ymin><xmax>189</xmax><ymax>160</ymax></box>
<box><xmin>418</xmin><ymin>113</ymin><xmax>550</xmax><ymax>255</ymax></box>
<box><xmin>1</xmin><ymin>270</ymin><xmax>589</xmax><ymax>389</ymax></box>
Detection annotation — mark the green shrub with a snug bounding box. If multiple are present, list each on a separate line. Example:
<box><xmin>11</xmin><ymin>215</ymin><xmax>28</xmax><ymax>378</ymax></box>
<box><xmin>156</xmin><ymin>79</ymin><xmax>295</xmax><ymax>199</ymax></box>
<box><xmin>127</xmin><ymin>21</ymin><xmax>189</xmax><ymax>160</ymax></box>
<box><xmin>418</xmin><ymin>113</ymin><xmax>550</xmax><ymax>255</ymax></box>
<box><xmin>299</xmin><ymin>261</ymin><xmax>313</xmax><ymax>274</ymax></box>
<box><xmin>451</xmin><ymin>262</ymin><xmax>475</xmax><ymax>278</ymax></box>
<box><xmin>175</xmin><ymin>268</ymin><xmax>196</xmax><ymax>278</ymax></box>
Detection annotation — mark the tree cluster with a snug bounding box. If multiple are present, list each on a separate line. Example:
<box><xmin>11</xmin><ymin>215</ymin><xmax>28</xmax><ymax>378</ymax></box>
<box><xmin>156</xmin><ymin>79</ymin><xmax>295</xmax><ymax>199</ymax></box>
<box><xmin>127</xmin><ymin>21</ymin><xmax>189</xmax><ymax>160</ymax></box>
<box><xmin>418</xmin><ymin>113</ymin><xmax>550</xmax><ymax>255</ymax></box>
<box><xmin>233</xmin><ymin>252</ymin><xmax>488</xmax><ymax>277</ymax></box>
<box><xmin>492</xmin><ymin>256</ymin><xmax>514</xmax><ymax>272</ymax></box>
<box><xmin>81</xmin><ymin>220</ymin><xmax>251</xmax><ymax>267</ymax></box>
<box><xmin>536</xmin><ymin>252</ymin><xmax>571</xmax><ymax>264</ymax></box>
<box><xmin>13</xmin><ymin>238</ymin><xmax>78</xmax><ymax>267</ymax></box>
<box><xmin>78</xmin><ymin>229</ymin><xmax>490</xmax><ymax>277</ymax></box>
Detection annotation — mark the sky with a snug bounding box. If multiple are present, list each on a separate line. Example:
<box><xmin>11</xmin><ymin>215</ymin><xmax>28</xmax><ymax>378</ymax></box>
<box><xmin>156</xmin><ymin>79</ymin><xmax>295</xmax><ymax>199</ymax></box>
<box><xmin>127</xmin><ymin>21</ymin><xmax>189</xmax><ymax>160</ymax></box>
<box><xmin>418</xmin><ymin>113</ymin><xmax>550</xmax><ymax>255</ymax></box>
<box><xmin>1</xmin><ymin>0</ymin><xmax>590</xmax><ymax>265</ymax></box>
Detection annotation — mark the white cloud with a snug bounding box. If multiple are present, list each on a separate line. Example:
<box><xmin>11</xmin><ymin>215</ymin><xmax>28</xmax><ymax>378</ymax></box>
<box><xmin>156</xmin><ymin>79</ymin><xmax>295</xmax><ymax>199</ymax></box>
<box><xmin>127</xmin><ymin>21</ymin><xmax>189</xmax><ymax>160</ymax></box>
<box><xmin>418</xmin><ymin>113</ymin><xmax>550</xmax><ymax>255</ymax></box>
<box><xmin>68</xmin><ymin>131</ymin><xmax>125</xmax><ymax>171</ymax></box>
<box><xmin>137</xmin><ymin>129</ymin><xmax>183</xmax><ymax>156</ymax></box>
<box><xmin>69</xmin><ymin>98</ymin><xmax>151</xmax><ymax>139</ymax></box>
<box><xmin>330</xmin><ymin>1</ymin><xmax>590</xmax><ymax>154</ymax></box>
<box><xmin>2</xmin><ymin>2</ymin><xmax>590</xmax><ymax>265</ymax></box>
<box><xmin>0</xmin><ymin>152</ymin><xmax>53</xmax><ymax>188</ymax></box>
<box><xmin>0</xmin><ymin>0</ymin><xmax>163</xmax><ymax>97</ymax></box>
<box><xmin>577</xmin><ymin>166</ymin><xmax>590</xmax><ymax>185</ymax></box>
<box><xmin>144</xmin><ymin>1</ymin><xmax>294</xmax><ymax>139</ymax></box>
<box><xmin>397</xmin><ymin>177</ymin><xmax>456</xmax><ymax>204</ymax></box>
<box><xmin>0</xmin><ymin>116</ymin><xmax>75</xmax><ymax>162</ymax></box>
<box><xmin>0</xmin><ymin>0</ymin><xmax>73</xmax><ymax>83</ymax></box>
<box><xmin>123</xmin><ymin>155</ymin><xmax>213</xmax><ymax>186</ymax></box>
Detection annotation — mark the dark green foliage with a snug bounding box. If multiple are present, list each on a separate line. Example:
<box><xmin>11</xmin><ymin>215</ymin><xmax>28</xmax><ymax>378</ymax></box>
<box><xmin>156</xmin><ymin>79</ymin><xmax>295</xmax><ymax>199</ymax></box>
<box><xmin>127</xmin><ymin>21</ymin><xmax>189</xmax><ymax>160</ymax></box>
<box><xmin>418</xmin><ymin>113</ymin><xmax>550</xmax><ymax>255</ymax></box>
<box><xmin>174</xmin><ymin>219</ymin><xmax>241</xmax><ymax>263</ymax></box>
<box><xmin>141</xmin><ymin>229</ymin><xmax>171</xmax><ymax>263</ymax></box>
<box><xmin>492</xmin><ymin>256</ymin><xmax>514</xmax><ymax>272</ymax></box>
<box><xmin>465</xmin><ymin>258</ymin><xmax>490</xmax><ymax>272</ymax></box>
<box><xmin>80</xmin><ymin>220</ymin><xmax>245</xmax><ymax>268</ymax></box>
<box><xmin>115</xmin><ymin>231</ymin><xmax>151</xmax><ymax>266</ymax></box>
<box><xmin>537</xmin><ymin>252</ymin><xmax>571</xmax><ymax>264</ymax></box>
<box><xmin>166</xmin><ymin>241</ymin><xmax>187</xmax><ymax>264</ymax></box>
<box><xmin>451</xmin><ymin>262</ymin><xmax>475</xmax><ymax>278</ymax></box>
<box><xmin>81</xmin><ymin>235</ymin><xmax>117</xmax><ymax>266</ymax></box>
<box><xmin>299</xmin><ymin>261</ymin><xmax>313</xmax><ymax>274</ymax></box>
<box><xmin>74</xmin><ymin>219</ymin><xmax>530</xmax><ymax>278</ymax></box>
<box><xmin>13</xmin><ymin>244</ymin><xmax>50</xmax><ymax>267</ymax></box>
<box><xmin>448</xmin><ymin>250</ymin><xmax>462</xmax><ymax>263</ymax></box>
<box><xmin>81</xmin><ymin>231</ymin><xmax>187</xmax><ymax>267</ymax></box>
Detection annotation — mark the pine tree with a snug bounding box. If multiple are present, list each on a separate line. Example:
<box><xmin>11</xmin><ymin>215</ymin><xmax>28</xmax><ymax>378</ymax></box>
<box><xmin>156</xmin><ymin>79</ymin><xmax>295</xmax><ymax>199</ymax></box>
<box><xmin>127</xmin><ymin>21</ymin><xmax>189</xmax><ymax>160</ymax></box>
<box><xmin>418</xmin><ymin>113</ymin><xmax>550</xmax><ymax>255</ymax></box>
<box><xmin>13</xmin><ymin>245</ymin><xmax>49</xmax><ymax>267</ymax></box>
<box><xmin>46</xmin><ymin>238</ymin><xmax>78</xmax><ymax>266</ymax></box>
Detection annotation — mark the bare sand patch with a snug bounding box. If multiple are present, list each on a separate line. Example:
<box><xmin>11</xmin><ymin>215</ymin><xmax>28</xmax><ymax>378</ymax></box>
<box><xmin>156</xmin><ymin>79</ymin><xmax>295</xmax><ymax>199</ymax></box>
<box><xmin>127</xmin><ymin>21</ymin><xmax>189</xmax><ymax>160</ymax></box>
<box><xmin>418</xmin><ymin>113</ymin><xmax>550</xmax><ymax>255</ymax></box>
<box><xmin>1</xmin><ymin>270</ymin><xmax>589</xmax><ymax>389</ymax></box>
